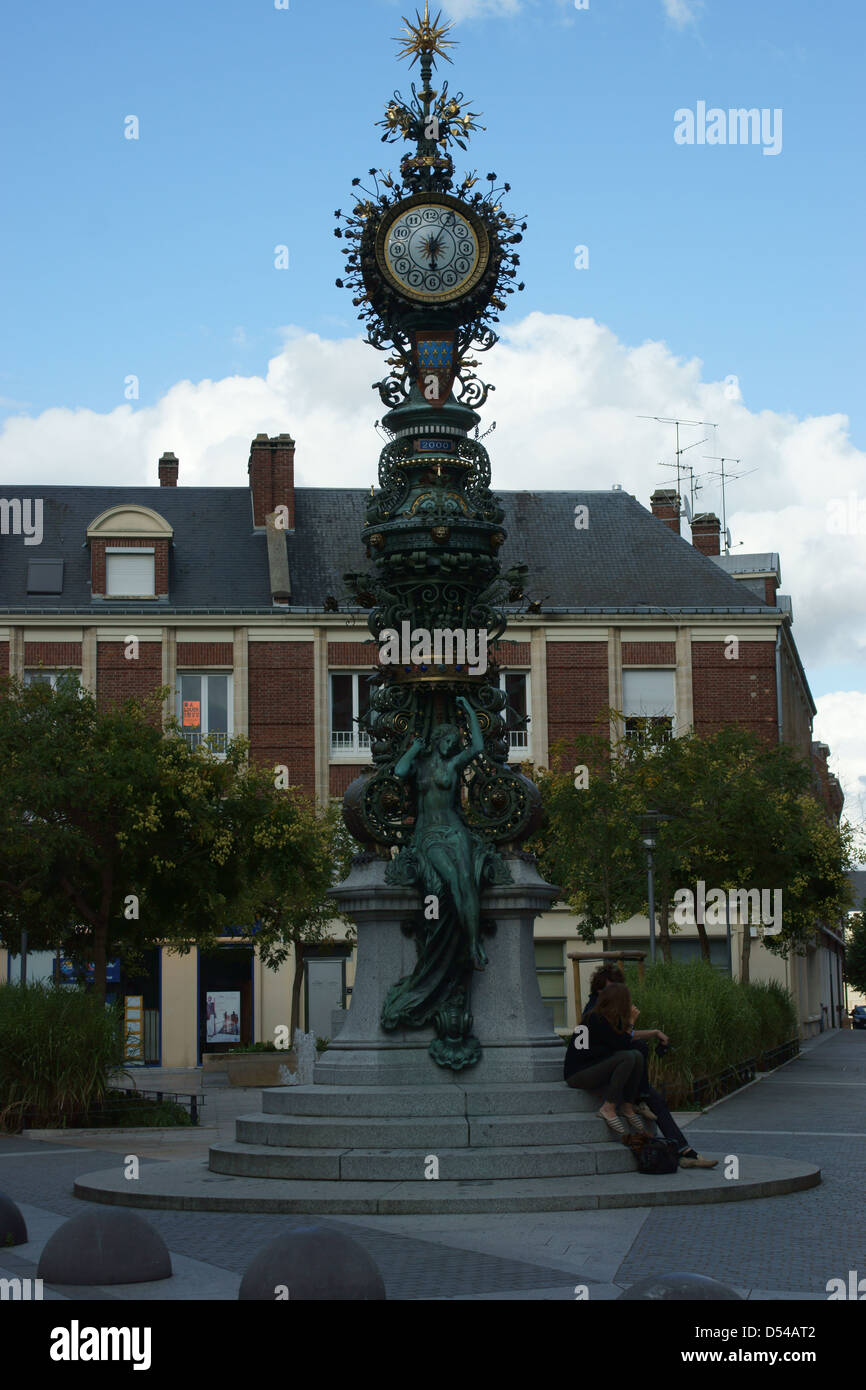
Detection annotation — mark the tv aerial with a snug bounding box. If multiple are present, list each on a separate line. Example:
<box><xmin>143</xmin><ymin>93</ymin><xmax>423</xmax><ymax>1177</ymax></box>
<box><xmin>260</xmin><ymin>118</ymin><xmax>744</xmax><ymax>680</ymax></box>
<box><xmin>638</xmin><ymin>415</ymin><xmax>718</xmax><ymax>520</ymax></box>
<box><xmin>702</xmin><ymin>455</ymin><xmax>758</xmax><ymax>553</ymax></box>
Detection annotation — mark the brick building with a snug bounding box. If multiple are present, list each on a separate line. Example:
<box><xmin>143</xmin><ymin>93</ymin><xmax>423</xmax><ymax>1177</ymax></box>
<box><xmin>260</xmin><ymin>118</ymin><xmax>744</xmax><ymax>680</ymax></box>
<box><xmin>0</xmin><ymin>447</ymin><xmax>845</xmax><ymax>1061</ymax></box>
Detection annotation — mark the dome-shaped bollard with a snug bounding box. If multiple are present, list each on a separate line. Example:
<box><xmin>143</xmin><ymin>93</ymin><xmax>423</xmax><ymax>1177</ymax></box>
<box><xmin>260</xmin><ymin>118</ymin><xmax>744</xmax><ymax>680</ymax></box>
<box><xmin>37</xmin><ymin>1209</ymin><xmax>171</xmax><ymax>1285</ymax></box>
<box><xmin>239</xmin><ymin>1226</ymin><xmax>386</xmax><ymax>1301</ymax></box>
<box><xmin>619</xmin><ymin>1272</ymin><xmax>743</xmax><ymax>1300</ymax></box>
<box><xmin>0</xmin><ymin>1192</ymin><xmax>28</xmax><ymax>1247</ymax></box>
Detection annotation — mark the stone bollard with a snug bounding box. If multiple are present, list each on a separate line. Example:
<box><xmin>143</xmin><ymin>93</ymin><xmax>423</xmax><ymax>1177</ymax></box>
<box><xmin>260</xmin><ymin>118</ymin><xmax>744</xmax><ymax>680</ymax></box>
<box><xmin>239</xmin><ymin>1227</ymin><xmax>386</xmax><ymax>1300</ymax></box>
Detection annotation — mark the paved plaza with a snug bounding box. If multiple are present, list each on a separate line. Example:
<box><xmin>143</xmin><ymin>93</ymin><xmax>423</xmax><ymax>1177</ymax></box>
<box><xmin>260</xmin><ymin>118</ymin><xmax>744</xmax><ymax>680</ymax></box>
<box><xmin>0</xmin><ymin>1031</ymin><xmax>862</xmax><ymax>1301</ymax></box>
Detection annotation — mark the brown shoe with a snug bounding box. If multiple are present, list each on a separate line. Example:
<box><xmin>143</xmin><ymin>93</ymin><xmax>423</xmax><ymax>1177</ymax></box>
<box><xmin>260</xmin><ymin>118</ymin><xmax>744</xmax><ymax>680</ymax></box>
<box><xmin>635</xmin><ymin>1101</ymin><xmax>657</xmax><ymax>1122</ymax></box>
<box><xmin>679</xmin><ymin>1152</ymin><xmax>718</xmax><ymax>1169</ymax></box>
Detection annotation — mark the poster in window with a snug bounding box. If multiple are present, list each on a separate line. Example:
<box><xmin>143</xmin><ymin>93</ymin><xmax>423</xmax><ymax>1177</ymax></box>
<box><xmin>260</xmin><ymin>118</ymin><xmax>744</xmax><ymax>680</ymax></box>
<box><xmin>183</xmin><ymin>700</ymin><xmax>201</xmax><ymax>728</ymax></box>
<box><xmin>206</xmin><ymin>991</ymin><xmax>241</xmax><ymax>1043</ymax></box>
<box><xmin>125</xmin><ymin>995</ymin><xmax>144</xmax><ymax>1063</ymax></box>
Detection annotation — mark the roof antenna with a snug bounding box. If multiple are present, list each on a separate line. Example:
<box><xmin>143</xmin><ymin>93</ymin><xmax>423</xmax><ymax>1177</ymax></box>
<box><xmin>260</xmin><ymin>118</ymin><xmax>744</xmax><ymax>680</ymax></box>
<box><xmin>638</xmin><ymin>415</ymin><xmax>718</xmax><ymax>518</ymax></box>
<box><xmin>702</xmin><ymin>455</ymin><xmax>758</xmax><ymax>553</ymax></box>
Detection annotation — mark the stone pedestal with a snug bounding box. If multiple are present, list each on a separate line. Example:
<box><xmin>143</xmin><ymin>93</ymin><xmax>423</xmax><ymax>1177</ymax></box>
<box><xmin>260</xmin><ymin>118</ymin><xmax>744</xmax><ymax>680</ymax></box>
<box><xmin>314</xmin><ymin>854</ymin><xmax>562</xmax><ymax>1086</ymax></box>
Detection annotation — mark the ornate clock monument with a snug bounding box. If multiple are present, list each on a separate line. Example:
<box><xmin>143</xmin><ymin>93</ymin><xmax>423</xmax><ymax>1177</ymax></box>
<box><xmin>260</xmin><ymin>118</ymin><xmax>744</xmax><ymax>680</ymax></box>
<box><xmin>77</xmin><ymin>10</ymin><xmax>814</xmax><ymax>1215</ymax></box>
<box><xmin>323</xmin><ymin>4</ymin><xmax>559</xmax><ymax>1081</ymax></box>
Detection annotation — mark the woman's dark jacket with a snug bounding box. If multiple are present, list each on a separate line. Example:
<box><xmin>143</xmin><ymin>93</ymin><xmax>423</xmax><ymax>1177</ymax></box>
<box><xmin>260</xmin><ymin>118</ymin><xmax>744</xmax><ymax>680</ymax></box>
<box><xmin>563</xmin><ymin>1008</ymin><xmax>636</xmax><ymax>1081</ymax></box>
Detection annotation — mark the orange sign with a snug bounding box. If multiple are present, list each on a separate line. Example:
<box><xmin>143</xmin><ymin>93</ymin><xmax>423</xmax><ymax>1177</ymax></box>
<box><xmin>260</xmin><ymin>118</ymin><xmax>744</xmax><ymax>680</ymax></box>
<box><xmin>183</xmin><ymin>700</ymin><xmax>201</xmax><ymax>728</ymax></box>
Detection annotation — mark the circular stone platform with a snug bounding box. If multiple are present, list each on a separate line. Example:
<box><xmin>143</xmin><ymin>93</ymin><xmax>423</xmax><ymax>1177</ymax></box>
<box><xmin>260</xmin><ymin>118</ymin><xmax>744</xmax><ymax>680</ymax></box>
<box><xmin>73</xmin><ymin>1081</ymin><xmax>820</xmax><ymax>1214</ymax></box>
<box><xmin>74</xmin><ymin>1152</ymin><xmax>819</xmax><ymax>1214</ymax></box>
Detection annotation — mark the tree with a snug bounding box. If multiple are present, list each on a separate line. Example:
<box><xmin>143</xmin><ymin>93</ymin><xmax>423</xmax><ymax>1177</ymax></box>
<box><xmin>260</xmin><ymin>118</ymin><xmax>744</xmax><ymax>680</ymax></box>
<box><xmin>531</xmin><ymin>728</ymin><xmax>646</xmax><ymax>945</ymax></box>
<box><xmin>229</xmin><ymin>784</ymin><xmax>355</xmax><ymax>1038</ymax></box>
<box><xmin>845</xmin><ymin>903</ymin><xmax>866</xmax><ymax>997</ymax></box>
<box><xmin>530</xmin><ymin>721</ymin><xmax>857</xmax><ymax>981</ymax></box>
<box><xmin>0</xmin><ymin>674</ymin><xmax>345</xmax><ymax>1005</ymax></box>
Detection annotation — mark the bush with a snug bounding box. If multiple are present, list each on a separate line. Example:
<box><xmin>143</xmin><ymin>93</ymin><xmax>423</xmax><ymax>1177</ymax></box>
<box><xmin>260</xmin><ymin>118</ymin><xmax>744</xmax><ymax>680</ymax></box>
<box><xmin>83</xmin><ymin>1091</ymin><xmax>193</xmax><ymax>1128</ymax></box>
<box><xmin>0</xmin><ymin>982</ymin><xmax>126</xmax><ymax>1131</ymax></box>
<box><xmin>622</xmin><ymin>961</ymin><xmax>797</xmax><ymax>1108</ymax></box>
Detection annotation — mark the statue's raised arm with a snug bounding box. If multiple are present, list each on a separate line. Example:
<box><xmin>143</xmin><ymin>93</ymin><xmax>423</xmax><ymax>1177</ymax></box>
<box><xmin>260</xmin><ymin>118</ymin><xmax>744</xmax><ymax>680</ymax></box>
<box><xmin>453</xmin><ymin>695</ymin><xmax>484</xmax><ymax>773</ymax></box>
<box><xmin>394</xmin><ymin>736</ymin><xmax>425</xmax><ymax>780</ymax></box>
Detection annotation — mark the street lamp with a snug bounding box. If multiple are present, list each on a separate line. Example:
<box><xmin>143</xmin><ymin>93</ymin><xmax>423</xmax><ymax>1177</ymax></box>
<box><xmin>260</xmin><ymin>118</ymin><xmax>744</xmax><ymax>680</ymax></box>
<box><xmin>640</xmin><ymin>811</ymin><xmax>661</xmax><ymax>964</ymax></box>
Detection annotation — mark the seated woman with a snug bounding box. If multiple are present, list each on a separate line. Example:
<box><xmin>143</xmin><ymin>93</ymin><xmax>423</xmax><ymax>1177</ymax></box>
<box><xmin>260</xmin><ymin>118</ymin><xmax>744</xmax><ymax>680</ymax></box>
<box><xmin>578</xmin><ymin>964</ymin><xmax>718</xmax><ymax>1169</ymax></box>
<box><xmin>563</xmin><ymin>983</ymin><xmax>648</xmax><ymax>1137</ymax></box>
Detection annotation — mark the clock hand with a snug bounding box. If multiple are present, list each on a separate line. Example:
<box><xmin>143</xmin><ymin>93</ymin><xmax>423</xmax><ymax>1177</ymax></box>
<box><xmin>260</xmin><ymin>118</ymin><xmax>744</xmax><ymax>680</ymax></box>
<box><xmin>421</xmin><ymin>230</ymin><xmax>445</xmax><ymax>270</ymax></box>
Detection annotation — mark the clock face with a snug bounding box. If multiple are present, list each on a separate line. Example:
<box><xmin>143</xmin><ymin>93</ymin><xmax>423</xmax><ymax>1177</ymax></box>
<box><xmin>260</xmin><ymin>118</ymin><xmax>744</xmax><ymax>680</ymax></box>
<box><xmin>377</xmin><ymin>198</ymin><xmax>489</xmax><ymax>304</ymax></box>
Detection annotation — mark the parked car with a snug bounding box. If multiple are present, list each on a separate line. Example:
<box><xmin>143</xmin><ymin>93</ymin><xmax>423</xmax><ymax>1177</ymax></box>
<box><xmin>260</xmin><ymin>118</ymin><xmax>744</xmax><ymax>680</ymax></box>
<box><xmin>852</xmin><ymin>1006</ymin><xmax>866</xmax><ymax>1030</ymax></box>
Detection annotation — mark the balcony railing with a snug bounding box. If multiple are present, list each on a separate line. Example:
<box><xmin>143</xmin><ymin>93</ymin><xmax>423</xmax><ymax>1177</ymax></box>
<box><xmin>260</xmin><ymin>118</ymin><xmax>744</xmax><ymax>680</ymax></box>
<box><xmin>331</xmin><ymin>730</ymin><xmax>371</xmax><ymax>753</ymax></box>
<box><xmin>180</xmin><ymin>731</ymin><xmax>229</xmax><ymax>753</ymax></box>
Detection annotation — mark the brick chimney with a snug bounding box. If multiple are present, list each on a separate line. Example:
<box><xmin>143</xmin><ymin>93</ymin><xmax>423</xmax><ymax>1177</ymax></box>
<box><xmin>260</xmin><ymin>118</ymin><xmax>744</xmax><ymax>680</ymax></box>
<box><xmin>249</xmin><ymin>433</ymin><xmax>295</xmax><ymax>529</ymax></box>
<box><xmin>650</xmin><ymin>488</ymin><xmax>681</xmax><ymax>535</ymax></box>
<box><xmin>691</xmin><ymin>512</ymin><xmax>721</xmax><ymax>556</ymax></box>
<box><xmin>158</xmin><ymin>452</ymin><xmax>179</xmax><ymax>486</ymax></box>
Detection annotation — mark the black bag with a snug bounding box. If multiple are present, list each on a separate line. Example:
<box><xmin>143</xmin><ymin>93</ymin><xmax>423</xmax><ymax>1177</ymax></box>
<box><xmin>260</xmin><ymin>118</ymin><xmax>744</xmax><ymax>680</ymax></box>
<box><xmin>624</xmin><ymin>1135</ymin><xmax>680</xmax><ymax>1175</ymax></box>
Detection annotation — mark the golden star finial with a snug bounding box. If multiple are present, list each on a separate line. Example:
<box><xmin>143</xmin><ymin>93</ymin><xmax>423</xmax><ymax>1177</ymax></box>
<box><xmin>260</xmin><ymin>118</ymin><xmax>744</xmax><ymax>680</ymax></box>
<box><xmin>393</xmin><ymin>2</ymin><xmax>456</xmax><ymax>67</ymax></box>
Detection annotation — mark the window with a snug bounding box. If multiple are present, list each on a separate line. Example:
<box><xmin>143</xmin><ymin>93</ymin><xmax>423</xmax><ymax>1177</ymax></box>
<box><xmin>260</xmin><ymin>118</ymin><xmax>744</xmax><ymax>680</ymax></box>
<box><xmin>330</xmin><ymin>673</ymin><xmax>371</xmax><ymax>755</ymax></box>
<box><xmin>106</xmin><ymin>549</ymin><xmax>155</xmax><ymax>598</ymax></box>
<box><xmin>498</xmin><ymin>671</ymin><xmax>530</xmax><ymax>753</ymax></box>
<box><xmin>24</xmin><ymin>670</ymin><xmax>80</xmax><ymax>690</ymax></box>
<box><xmin>622</xmin><ymin>668</ymin><xmax>675</xmax><ymax>747</ymax></box>
<box><xmin>534</xmin><ymin>941</ymin><xmax>567</xmax><ymax>1029</ymax></box>
<box><xmin>26</xmin><ymin>559</ymin><xmax>64</xmax><ymax>594</ymax></box>
<box><xmin>177</xmin><ymin>673</ymin><xmax>231</xmax><ymax>753</ymax></box>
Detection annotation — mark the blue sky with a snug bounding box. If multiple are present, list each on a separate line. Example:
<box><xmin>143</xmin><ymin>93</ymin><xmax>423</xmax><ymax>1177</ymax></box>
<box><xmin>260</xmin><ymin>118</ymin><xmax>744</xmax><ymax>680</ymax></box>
<box><xmin>1</xmin><ymin>0</ymin><xmax>862</xmax><ymax>433</ymax></box>
<box><xmin>1</xmin><ymin>0</ymin><xmax>865</xmax><ymax>813</ymax></box>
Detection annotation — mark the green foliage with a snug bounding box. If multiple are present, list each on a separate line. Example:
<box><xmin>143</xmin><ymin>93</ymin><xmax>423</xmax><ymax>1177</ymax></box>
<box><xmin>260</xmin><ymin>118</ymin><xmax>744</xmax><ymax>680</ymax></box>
<box><xmin>845</xmin><ymin>902</ymin><xmax>866</xmax><ymax>996</ymax></box>
<box><xmin>0</xmin><ymin>674</ymin><xmax>350</xmax><ymax>1001</ymax></box>
<box><xmin>529</xmin><ymin>724</ymin><xmax>646</xmax><ymax>943</ymax></box>
<box><xmin>529</xmin><ymin>722</ymin><xmax>857</xmax><ymax>975</ymax></box>
<box><xmin>622</xmin><ymin>960</ymin><xmax>798</xmax><ymax>1107</ymax></box>
<box><xmin>0</xmin><ymin>982</ymin><xmax>125</xmax><ymax>1131</ymax></box>
<box><xmin>83</xmin><ymin>1091</ymin><xmax>193</xmax><ymax>1128</ymax></box>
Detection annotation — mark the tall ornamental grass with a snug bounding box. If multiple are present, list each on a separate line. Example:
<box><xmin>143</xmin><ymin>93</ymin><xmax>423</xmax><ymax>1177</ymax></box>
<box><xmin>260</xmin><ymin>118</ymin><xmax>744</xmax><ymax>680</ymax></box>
<box><xmin>623</xmin><ymin>961</ymin><xmax>797</xmax><ymax>1107</ymax></box>
<box><xmin>0</xmin><ymin>982</ymin><xmax>126</xmax><ymax>1131</ymax></box>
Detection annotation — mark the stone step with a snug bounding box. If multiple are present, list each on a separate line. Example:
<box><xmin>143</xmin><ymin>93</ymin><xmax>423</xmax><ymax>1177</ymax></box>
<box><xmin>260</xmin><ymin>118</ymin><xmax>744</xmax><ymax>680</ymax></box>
<box><xmin>209</xmin><ymin>1139</ymin><xmax>636</xmax><ymax>1182</ymax></box>
<box><xmin>260</xmin><ymin>1082</ymin><xmax>592</xmax><ymax>1119</ymax></box>
<box><xmin>234</xmin><ymin>1110</ymin><xmax>608</xmax><ymax>1150</ymax></box>
<box><xmin>470</xmin><ymin>1113</ymin><xmax>607</xmax><ymax>1147</ymax></box>
<box><xmin>235</xmin><ymin>1113</ymin><xmax>471</xmax><ymax>1150</ymax></box>
<box><xmin>74</xmin><ymin>1153</ymin><xmax>822</xmax><ymax>1215</ymax></box>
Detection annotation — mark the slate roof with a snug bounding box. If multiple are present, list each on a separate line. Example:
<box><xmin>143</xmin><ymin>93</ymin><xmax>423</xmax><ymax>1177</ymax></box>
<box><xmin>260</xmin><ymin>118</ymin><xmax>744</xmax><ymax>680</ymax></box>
<box><xmin>0</xmin><ymin>484</ymin><xmax>775</xmax><ymax>615</ymax></box>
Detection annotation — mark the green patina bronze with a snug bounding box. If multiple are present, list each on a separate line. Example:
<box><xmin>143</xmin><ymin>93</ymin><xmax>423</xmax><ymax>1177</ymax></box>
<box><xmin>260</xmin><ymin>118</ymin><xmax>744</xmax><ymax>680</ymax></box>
<box><xmin>337</xmin><ymin>7</ymin><xmax>541</xmax><ymax>1070</ymax></box>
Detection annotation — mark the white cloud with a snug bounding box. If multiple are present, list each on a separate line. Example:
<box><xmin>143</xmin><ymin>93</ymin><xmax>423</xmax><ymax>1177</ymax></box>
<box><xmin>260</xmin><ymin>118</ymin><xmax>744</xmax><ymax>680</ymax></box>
<box><xmin>2</xmin><ymin>311</ymin><xmax>864</xmax><ymax>810</ymax></box>
<box><xmin>813</xmin><ymin>693</ymin><xmax>866</xmax><ymax>833</ymax></box>
<box><xmin>662</xmin><ymin>0</ymin><xmax>702</xmax><ymax>26</ymax></box>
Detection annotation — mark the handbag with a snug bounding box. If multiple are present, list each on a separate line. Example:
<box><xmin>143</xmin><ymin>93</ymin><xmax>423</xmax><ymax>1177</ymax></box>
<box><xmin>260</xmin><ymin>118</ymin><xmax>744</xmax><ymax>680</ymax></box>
<box><xmin>622</xmin><ymin>1133</ymin><xmax>680</xmax><ymax>1174</ymax></box>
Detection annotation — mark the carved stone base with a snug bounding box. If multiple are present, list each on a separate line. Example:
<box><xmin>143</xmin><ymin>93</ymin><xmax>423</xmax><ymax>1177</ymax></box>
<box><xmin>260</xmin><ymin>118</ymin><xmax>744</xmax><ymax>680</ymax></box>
<box><xmin>315</xmin><ymin>854</ymin><xmax>562</xmax><ymax>1087</ymax></box>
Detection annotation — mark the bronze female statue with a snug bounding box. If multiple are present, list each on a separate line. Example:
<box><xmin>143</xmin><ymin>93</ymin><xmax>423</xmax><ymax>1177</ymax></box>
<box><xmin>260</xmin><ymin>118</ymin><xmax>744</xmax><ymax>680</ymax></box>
<box><xmin>381</xmin><ymin>696</ymin><xmax>507</xmax><ymax>1068</ymax></box>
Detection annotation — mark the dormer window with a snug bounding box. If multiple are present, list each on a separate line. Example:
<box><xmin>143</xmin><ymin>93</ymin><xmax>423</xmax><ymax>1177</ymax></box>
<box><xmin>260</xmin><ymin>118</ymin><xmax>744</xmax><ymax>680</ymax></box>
<box><xmin>106</xmin><ymin>548</ymin><xmax>155</xmax><ymax>598</ymax></box>
<box><xmin>86</xmin><ymin>506</ymin><xmax>173</xmax><ymax>601</ymax></box>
